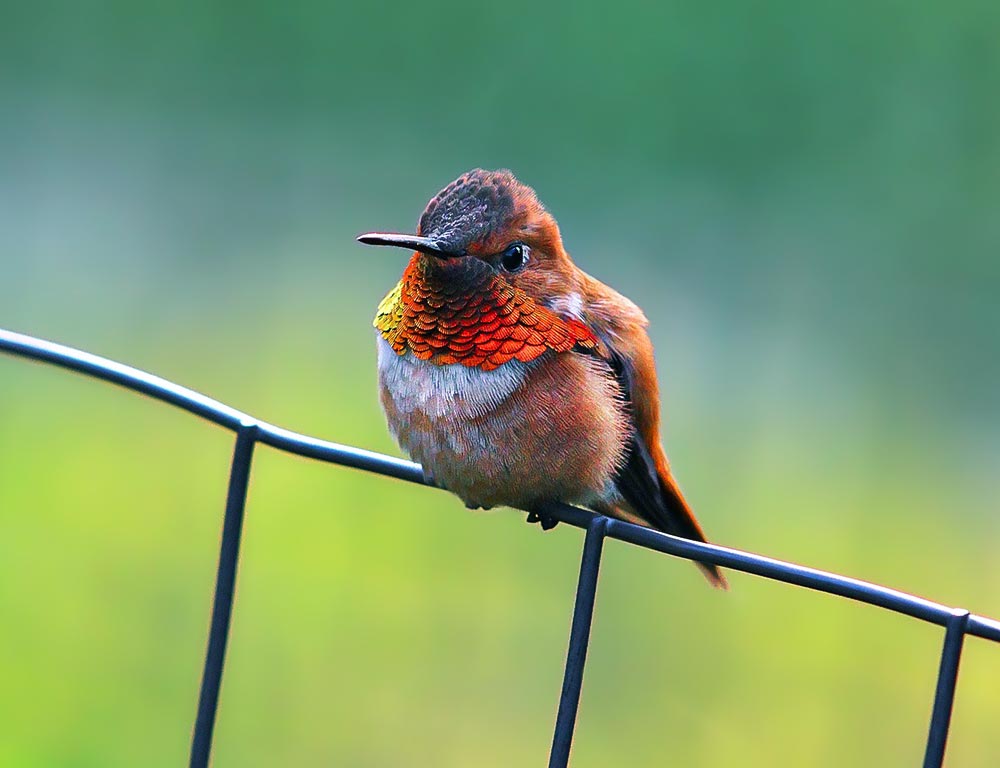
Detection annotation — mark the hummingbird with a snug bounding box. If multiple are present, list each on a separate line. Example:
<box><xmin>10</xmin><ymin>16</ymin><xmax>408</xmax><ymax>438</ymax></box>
<box><xmin>359</xmin><ymin>169</ymin><xmax>726</xmax><ymax>587</ymax></box>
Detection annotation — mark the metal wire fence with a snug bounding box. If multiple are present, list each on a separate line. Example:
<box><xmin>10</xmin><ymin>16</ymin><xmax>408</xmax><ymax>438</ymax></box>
<box><xmin>1</xmin><ymin>327</ymin><xmax>998</xmax><ymax>768</ymax></box>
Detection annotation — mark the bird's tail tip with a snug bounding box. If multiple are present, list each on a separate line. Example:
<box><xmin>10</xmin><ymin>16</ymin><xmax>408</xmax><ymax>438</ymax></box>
<box><xmin>699</xmin><ymin>562</ymin><xmax>729</xmax><ymax>590</ymax></box>
<box><xmin>659</xmin><ymin>471</ymin><xmax>728</xmax><ymax>590</ymax></box>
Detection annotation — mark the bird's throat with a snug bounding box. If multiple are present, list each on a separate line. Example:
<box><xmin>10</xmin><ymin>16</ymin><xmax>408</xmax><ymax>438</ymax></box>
<box><xmin>374</xmin><ymin>255</ymin><xmax>597</xmax><ymax>371</ymax></box>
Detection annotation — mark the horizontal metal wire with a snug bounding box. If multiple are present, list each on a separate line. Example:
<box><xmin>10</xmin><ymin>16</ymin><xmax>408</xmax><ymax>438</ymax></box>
<box><xmin>4</xmin><ymin>328</ymin><xmax>997</xmax><ymax>641</ymax></box>
<box><xmin>2</xmin><ymin>326</ymin><xmax>998</xmax><ymax>767</ymax></box>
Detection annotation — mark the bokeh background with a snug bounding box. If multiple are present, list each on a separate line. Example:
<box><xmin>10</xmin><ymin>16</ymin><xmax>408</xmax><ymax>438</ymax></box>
<box><xmin>2</xmin><ymin>2</ymin><xmax>999</xmax><ymax>765</ymax></box>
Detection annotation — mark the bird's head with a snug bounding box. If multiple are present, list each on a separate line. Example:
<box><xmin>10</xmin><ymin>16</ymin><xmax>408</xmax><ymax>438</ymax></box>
<box><xmin>361</xmin><ymin>170</ymin><xmax>597</xmax><ymax>370</ymax></box>
<box><xmin>359</xmin><ymin>168</ymin><xmax>578</xmax><ymax>302</ymax></box>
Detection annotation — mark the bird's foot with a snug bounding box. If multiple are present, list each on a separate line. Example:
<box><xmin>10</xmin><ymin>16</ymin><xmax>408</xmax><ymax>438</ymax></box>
<box><xmin>526</xmin><ymin>510</ymin><xmax>559</xmax><ymax>530</ymax></box>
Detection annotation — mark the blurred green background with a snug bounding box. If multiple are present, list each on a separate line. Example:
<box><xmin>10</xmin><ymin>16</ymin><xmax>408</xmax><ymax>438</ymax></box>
<box><xmin>2</xmin><ymin>1</ymin><xmax>999</xmax><ymax>765</ymax></box>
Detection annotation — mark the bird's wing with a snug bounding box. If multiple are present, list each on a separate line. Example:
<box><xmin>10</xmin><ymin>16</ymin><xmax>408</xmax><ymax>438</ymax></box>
<box><xmin>572</xmin><ymin>285</ymin><xmax>726</xmax><ymax>588</ymax></box>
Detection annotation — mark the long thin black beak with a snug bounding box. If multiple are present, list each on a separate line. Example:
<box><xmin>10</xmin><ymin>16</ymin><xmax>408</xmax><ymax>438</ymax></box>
<box><xmin>356</xmin><ymin>232</ymin><xmax>458</xmax><ymax>258</ymax></box>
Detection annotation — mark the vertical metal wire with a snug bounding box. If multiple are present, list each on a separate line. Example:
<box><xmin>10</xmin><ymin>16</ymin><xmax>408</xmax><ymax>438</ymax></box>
<box><xmin>922</xmin><ymin>609</ymin><xmax>970</xmax><ymax>768</ymax></box>
<box><xmin>189</xmin><ymin>421</ymin><xmax>258</xmax><ymax>768</ymax></box>
<box><xmin>549</xmin><ymin>515</ymin><xmax>609</xmax><ymax>768</ymax></box>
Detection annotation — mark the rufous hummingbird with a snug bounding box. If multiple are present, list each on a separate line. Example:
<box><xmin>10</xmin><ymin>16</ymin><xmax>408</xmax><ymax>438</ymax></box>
<box><xmin>359</xmin><ymin>169</ymin><xmax>726</xmax><ymax>587</ymax></box>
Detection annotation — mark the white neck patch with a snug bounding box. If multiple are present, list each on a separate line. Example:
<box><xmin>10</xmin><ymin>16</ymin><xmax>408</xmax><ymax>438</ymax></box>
<box><xmin>376</xmin><ymin>335</ymin><xmax>534</xmax><ymax>419</ymax></box>
<box><xmin>548</xmin><ymin>291</ymin><xmax>584</xmax><ymax>320</ymax></box>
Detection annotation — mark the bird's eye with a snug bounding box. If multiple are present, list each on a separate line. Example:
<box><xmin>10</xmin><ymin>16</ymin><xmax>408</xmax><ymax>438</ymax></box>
<box><xmin>500</xmin><ymin>243</ymin><xmax>529</xmax><ymax>272</ymax></box>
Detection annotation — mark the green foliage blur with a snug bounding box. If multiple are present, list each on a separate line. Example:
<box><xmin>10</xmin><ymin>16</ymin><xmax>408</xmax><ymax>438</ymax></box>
<box><xmin>2</xmin><ymin>1</ymin><xmax>999</xmax><ymax>765</ymax></box>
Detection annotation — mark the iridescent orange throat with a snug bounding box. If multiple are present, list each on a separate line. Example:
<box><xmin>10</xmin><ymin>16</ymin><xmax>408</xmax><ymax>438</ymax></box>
<box><xmin>374</xmin><ymin>255</ymin><xmax>597</xmax><ymax>371</ymax></box>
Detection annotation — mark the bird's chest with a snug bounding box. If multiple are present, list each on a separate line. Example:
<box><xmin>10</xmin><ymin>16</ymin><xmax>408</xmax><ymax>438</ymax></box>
<box><xmin>377</xmin><ymin>336</ymin><xmax>539</xmax><ymax>506</ymax></box>
<box><xmin>376</xmin><ymin>335</ymin><xmax>530</xmax><ymax>427</ymax></box>
<box><xmin>376</xmin><ymin>335</ymin><xmax>629</xmax><ymax>510</ymax></box>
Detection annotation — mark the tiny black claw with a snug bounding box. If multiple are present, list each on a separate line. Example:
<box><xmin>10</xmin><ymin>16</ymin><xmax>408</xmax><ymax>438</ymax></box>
<box><xmin>526</xmin><ymin>511</ymin><xmax>559</xmax><ymax>530</ymax></box>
